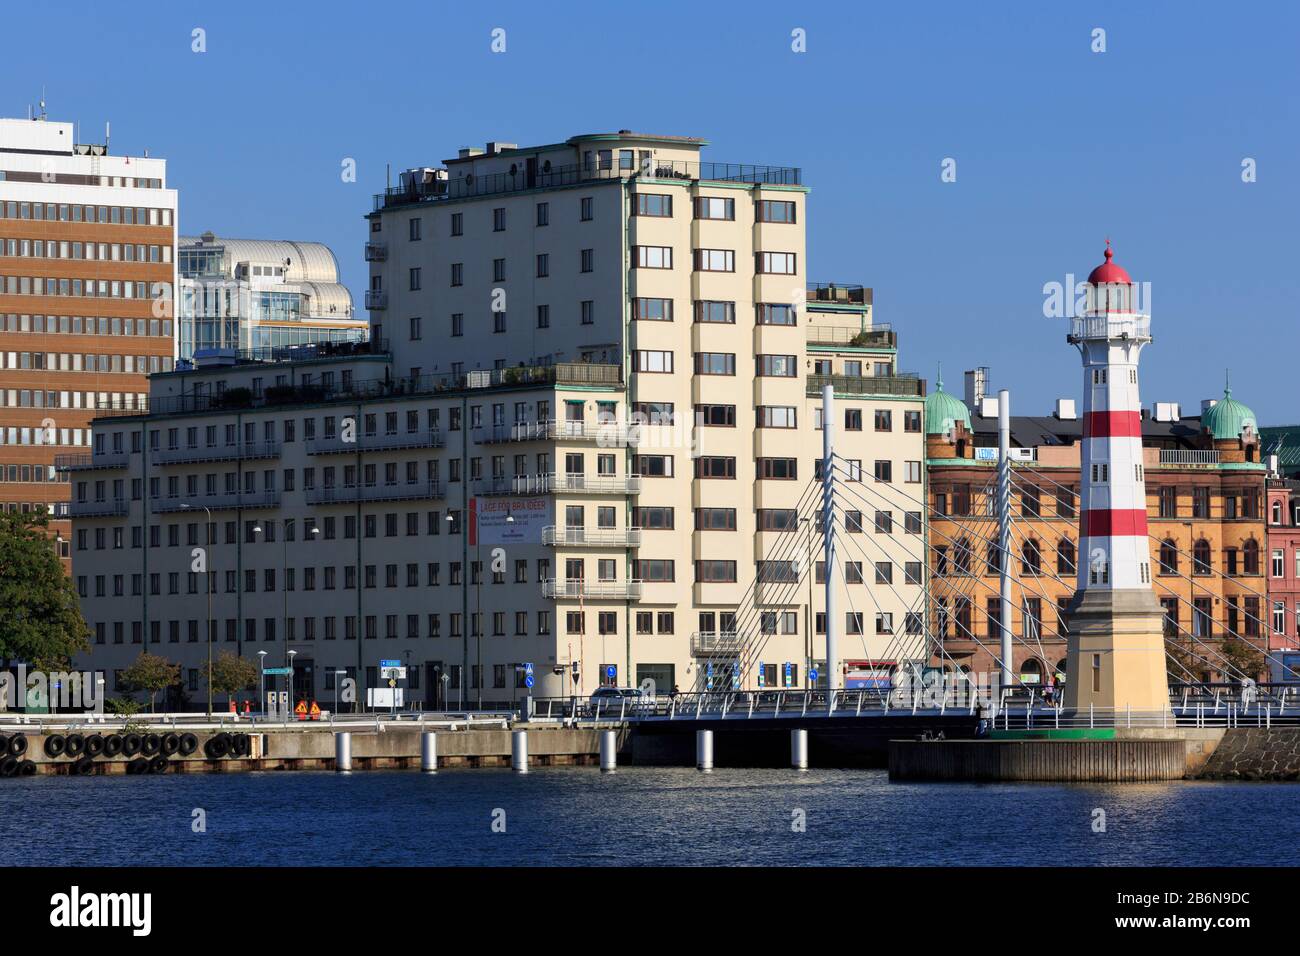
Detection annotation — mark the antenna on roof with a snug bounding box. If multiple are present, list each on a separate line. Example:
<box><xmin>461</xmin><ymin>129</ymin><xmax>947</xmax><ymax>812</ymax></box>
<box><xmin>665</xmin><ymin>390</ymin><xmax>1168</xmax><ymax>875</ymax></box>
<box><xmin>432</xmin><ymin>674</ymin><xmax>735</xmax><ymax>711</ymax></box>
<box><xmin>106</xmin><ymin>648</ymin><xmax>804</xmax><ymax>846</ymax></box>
<box><xmin>38</xmin><ymin>87</ymin><xmax>47</xmax><ymax>121</ymax></box>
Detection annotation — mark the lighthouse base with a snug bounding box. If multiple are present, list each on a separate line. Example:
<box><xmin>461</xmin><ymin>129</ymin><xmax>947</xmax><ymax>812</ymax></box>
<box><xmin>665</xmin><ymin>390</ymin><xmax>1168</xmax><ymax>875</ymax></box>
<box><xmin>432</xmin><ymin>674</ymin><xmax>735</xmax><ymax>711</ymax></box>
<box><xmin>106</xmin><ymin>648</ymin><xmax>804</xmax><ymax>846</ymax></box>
<box><xmin>1062</xmin><ymin>589</ymin><xmax>1172</xmax><ymax>718</ymax></box>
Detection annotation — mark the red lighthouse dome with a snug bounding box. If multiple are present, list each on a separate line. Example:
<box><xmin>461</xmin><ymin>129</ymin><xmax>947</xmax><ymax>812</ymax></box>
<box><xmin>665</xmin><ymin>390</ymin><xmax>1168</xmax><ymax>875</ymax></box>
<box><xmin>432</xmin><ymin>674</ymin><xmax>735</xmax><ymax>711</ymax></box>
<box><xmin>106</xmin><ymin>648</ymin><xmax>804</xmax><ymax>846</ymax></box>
<box><xmin>1087</xmin><ymin>240</ymin><xmax>1132</xmax><ymax>285</ymax></box>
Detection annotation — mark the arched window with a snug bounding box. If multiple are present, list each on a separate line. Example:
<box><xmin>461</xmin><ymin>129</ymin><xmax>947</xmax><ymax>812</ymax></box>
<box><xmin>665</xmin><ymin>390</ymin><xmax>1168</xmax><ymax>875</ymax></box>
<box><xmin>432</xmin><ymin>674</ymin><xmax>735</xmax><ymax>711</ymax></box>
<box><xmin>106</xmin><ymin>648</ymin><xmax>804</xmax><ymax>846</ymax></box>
<box><xmin>1018</xmin><ymin>658</ymin><xmax>1044</xmax><ymax>684</ymax></box>
<box><xmin>1057</xmin><ymin>538</ymin><xmax>1076</xmax><ymax>575</ymax></box>
<box><xmin>985</xmin><ymin>542</ymin><xmax>1001</xmax><ymax>575</ymax></box>
<box><xmin>1193</xmin><ymin>539</ymin><xmax>1212</xmax><ymax>575</ymax></box>
<box><xmin>1273</xmin><ymin>501</ymin><xmax>1284</xmax><ymax>525</ymax></box>
<box><xmin>1244</xmin><ymin>539</ymin><xmax>1260</xmax><ymax>575</ymax></box>
<box><xmin>1159</xmin><ymin>539</ymin><xmax>1179</xmax><ymax>575</ymax></box>
<box><xmin>1021</xmin><ymin>539</ymin><xmax>1041</xmax><ymax>576</ymax></box>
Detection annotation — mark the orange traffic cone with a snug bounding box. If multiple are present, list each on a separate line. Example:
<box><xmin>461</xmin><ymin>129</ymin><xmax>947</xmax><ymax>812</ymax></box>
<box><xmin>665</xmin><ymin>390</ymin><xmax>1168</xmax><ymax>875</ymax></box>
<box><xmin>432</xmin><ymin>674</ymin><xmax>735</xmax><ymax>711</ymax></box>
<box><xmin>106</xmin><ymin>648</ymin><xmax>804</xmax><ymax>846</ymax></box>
<box><xmin>243</xmin><ymin>699</ymin><xmax>251</xmax><ymax>715</ymax></box>
<box><xmin>228</xmin><ymin>698</ymin><xmax>237</xmax><ymax>714</ymax></box>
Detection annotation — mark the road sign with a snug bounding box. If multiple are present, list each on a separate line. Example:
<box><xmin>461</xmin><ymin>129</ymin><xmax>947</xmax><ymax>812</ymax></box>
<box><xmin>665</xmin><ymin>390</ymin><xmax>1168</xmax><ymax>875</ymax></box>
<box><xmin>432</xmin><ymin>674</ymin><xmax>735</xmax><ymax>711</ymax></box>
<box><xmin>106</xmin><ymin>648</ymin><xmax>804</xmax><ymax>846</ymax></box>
<box><xmin>605</xmin><ymin>665</ymin><xmax>616</xmax><ymax>679</ymax></box>
<box><xmin>809</xmin><ymin>669</ymin><xmax>819</xmax><ymax>682</ymax></box>
<box><xmin>264</xmin><ymin>667</ymin><xmax>292</xmax><ymax>676</ymax></box>
<box><xmin>524</xmin><ymin>675</ymin><xmax>534</xmax><ymax>689</ymax></box>
<box><xmin>524</xmin><ymin>662</ymin><xmax>534</xmax><ymax>676</ymax></box>
<box><xmin>380</xmin><ymin>666</ymin><xmax>407</xmax><ymax>680</ymax></box>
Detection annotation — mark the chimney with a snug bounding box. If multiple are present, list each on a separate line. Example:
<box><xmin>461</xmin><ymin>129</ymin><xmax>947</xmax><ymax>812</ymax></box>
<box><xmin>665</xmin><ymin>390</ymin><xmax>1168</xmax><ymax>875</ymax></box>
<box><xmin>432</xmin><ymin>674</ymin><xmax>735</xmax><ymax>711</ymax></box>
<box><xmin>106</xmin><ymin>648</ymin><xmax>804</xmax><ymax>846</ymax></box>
<box><xmin>964</xmin><ymin>367</ymin><xmax>988</xmax><ymax>408</ymax></box>
<box><xmin>1153</xmin><ymin>402</ymin><xmax>1181</xmax><ymax>423</ymax></box>
<box><xmin>1201</xmin><ymin>398</ymin><xmax>1218</xmax><ymax>415</ymax></box>
<box><xmin>1053</xmin><ymin>398</ymin><xmax>1077</xmax><ymax>420</ymax></box>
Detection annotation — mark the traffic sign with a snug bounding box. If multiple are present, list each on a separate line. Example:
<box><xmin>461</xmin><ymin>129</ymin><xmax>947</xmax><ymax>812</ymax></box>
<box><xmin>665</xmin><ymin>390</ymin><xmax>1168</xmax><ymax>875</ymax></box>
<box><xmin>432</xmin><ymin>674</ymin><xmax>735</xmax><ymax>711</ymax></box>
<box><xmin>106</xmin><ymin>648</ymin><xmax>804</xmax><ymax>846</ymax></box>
<box><xmin>264</xmin><ymin>667</ymin><xmax>292</xmax><ymax>676</ymax></box>
<box><xmin>380</xmin><ymin>665</ymin><xmax>407</xmax><ymax>679</ymax></box>
<box><xmin>809</xmin><ymin>669</ymin><xmax>819</xmax><ymax>682</ymax></box>
<box><xmin>524</xmin><ymin>662</ymin><xmax>534</xmax><ymax>675</ymax></box>
<box><xmin>379</xmin><ymin>659</ymin><xmax>401</xmax><ymax>667</ymax></box>
<box><xmin>524</xmin><ymin>675</ymin><xmax>535</xmax><ymax>689</ymax></box>
<box><xmin>605</xmin><ymin>665</ymin><xmax>616</xmax><ymax>679</ymax></box>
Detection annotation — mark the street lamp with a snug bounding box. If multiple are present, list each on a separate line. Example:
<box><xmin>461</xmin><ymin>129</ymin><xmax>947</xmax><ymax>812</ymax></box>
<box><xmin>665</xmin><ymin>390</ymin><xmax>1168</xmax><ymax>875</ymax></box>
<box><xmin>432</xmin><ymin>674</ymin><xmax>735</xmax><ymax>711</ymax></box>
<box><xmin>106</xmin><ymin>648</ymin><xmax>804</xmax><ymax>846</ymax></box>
<box><xmin>288</xmin><ymin>649</ymin><xmax>298</xmax><ymax>713</ymax></box>
<box><xmin>257</xmin><ymin>650</ymin><xmax>267</xmax><ymax>715</ymax></box>
<box><xmin>333</xmin><ymin>668</ymin><xmax>346</xmax><ymax>716</ymax></box>
<box><xmin>181</xmin><ymin>502</ymin><xmax>214</xmax><ymax>718</ymax></box>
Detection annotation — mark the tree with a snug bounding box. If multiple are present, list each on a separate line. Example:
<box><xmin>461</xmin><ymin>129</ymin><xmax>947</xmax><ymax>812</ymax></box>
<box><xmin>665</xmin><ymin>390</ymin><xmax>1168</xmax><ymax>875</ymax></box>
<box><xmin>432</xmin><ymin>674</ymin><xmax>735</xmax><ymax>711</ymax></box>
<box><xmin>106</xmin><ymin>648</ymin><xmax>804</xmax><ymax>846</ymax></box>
<box><xmin>1220</xmin><ymin>636</ymin><xmax>1267</xmax><ymax>683</ymax></box>
<box><xmin>120</xmin><ymin>653</ymin><xmax>180</xmax><ymax>713</ymax></box>
<box><xmin>207</xmin><ymin>652</ymin><xmax>257</xmax><ymax>705</ymax></box>
<box><xmin>0</xmin><ymin>511</ymin><xmax>88</xmax><ymax>669</ymax></box>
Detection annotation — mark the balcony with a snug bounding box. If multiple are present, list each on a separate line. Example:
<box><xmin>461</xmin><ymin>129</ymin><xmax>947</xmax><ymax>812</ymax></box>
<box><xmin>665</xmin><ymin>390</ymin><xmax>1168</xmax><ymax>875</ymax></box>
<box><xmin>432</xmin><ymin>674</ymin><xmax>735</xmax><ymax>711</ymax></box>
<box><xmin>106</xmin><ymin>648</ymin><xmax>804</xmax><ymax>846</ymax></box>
<box><xmin>475</xmin><ymin>420</ymin><xmax>638</xmax><ymax>445</ymax></box>
<box><xmin>364</xmin><ymin>290</ymin><xmax>387</xmax><ymax>310</ymax></box>
<box><xmin>805</xmin><ymin>325</ymin><xmax>896</xmax><ymax>350</ymax></box>
<box><xmin>374</xmin><ymin>159</ymin><xmax>801</xmax><ymax>211</ymax></box>
<box><xmin>307</xmin><ymin>430</ymin><xmax>444</xmax><ymax>455</ymax></box>
<box><xmin>152</xmin><ymin>441</ymin><xmax>281</xmax><ymax>466</ymax></box>
<box><xmin>1158</xmin><ymin>449</ymin><xmax>1221</xmax><ymax>466</ymax></box>
<box><xmin>70</xmin><ymin>498</ymin><xmax>128</xmax><ymax>518</ymax></box>
<box><xmin>690</xmin><ymin>631</ymin><xmax>749</xmax><ymax>657</ymax></box>
<box><xmin>806</xmin><ymin>283</ymin><xmax>872</xmax><ymax>306</ymax></box>
<box><xmin>364</xmin><ymin>242</ymin><xmax>387</xmax><ymax>262</ymax></box>
<box><xmin>806</xmin><ymin>373</ymin><xmax>924</xmax><ymax>398</ymax></box>
<box><xmin>151</xmin><ymin>491</ymin><xmax>281</xmax><ymax>513</ymax></box>
<box><xmin>1067</xmin><ymin>315</ymin><xmax>1151</xmax><ymax>343</ymax></box>
<box><xmin>543</xmin><ymin>526</ymin><xmax>642</xmax><ymax>548</ymax></box>
<box><xmin>542</xmin><ymin>578</ymin><xmax>643</xmax><ymax>601</ymax></box>
<box><xmin>55</xmin><ymin>452</ymin><xmax>129</xmax><ymax>472</ymax></box>
<box><xmin>477</xmin><ymin>473</ymin><xmax>642</xmax><ymax>496</ymax></box>
<box><xmin>306</xmin><ymin>480</ymin><xmax>445</xmax><ymax>505</ymax></box>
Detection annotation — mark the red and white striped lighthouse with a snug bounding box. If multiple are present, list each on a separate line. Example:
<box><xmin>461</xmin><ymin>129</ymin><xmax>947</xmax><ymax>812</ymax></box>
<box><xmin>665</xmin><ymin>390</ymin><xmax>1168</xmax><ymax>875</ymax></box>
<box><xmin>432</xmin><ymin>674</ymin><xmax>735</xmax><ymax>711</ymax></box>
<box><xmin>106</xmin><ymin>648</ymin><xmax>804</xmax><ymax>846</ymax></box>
<box><xmin>1064</xmin><ymin>241</ymin><xmax>1169</xmax><ymax>715</ymax></box>
<box><xmin>1074</xmin><ymin>241</ymin><xmax>1152</xmax><ymax>594</ymax></box>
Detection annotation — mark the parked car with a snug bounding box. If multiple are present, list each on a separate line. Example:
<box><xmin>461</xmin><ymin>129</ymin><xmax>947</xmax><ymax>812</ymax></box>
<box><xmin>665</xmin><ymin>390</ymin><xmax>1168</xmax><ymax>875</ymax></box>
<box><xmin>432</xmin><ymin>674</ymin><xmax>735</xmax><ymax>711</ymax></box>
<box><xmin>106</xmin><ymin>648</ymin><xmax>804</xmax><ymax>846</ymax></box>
<box><xmin>588</xmin><ymin>686</ymin><xmax>652</xmax><ymax>714</ymax></box>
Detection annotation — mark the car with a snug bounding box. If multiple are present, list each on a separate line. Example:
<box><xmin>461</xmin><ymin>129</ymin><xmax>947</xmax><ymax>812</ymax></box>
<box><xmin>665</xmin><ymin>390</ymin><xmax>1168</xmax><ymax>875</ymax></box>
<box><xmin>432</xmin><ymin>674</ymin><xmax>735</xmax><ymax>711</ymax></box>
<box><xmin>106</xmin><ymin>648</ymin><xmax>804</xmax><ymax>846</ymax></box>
<box><xmin>588</xmin><ymin>686</ymin><xmax>652</xmax><ymax>713</ymax></box>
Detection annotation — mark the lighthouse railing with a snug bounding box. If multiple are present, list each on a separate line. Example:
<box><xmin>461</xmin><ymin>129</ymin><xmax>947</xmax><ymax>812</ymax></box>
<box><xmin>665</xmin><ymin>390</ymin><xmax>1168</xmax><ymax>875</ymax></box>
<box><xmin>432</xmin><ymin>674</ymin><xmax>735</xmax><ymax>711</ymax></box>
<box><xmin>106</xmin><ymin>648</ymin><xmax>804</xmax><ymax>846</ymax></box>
<box><xmin>1068</xmin><ymin>315</ymin><xmax>1150</xmax><ymax>341</ymax></box>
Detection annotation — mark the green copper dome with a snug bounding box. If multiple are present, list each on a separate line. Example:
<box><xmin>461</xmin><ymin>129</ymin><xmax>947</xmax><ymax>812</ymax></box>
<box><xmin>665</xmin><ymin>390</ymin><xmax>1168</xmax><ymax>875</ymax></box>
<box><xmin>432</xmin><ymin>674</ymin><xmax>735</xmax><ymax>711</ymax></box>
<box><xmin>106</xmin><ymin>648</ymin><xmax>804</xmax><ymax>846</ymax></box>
<box><xmin>1202</xmin><ymin>384</ymin><xmax>1257</xmax><ymax>441</ymax></box>
<box><xmin>924</xmin><ymin>371</ymin><xmax>972</xmax><ymax>436</ymax></box>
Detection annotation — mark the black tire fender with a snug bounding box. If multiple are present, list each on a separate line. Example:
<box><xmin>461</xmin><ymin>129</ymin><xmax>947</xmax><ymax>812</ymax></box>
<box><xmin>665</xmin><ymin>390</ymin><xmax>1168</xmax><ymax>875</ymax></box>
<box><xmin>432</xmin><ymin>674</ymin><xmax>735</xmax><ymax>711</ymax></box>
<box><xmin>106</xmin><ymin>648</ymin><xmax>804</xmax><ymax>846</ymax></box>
<box><xmin>43</xmin><ymin>734</ymin><xmax>67</xmax><ymax>758</ymax></box>
<box><xmin>103</xmin><ymin>735</ymin><xmax>124</xmax><ymax>757</ymax></box>
<box><xmin>18</xmin><ymin>759</ymin><xmax>36</xmax><ymax>776</ymax></box>
<box><xmin>73</xmin><ymin>757</ymin><xmax>95</xmax><ymax>776</ymax></box>
<box><xmin>8</xmin><ymin>734</ymin><xmax>28</xmax><ymax>757</ymax></box>
<box><xmin>178</xmin><ymin>733</ymin><xmax>199</xmax><ymax>756</ymax></box>
<box><xmin>141</xmin><ymin>733</ymin><xmax>162</xmax><ymax>756</ymax></box>
<box><xmin>122</xmin><ymin>733</ymin><xmax>142</xmax><ymax>756</ymax></box>
<box><xmin>0</xmin><ymin>756</ymin><xmax>17</xmax><ymax>777</ymax></box>
<box><xmin>83</xmin><ymin>734</ymin><xmax>105</xmax><ymax>758</ymax></box>
<box><xmin>127</xmin><ymin>757</ymin><xmax>149</xmax><ymax>775</ymax></box>
<box><xmin>64</xmin><ymin>733</ymin><xmax>86</xmax><ymax>757</ymax></box>
<box><xmin>161</xmin><ymin>732</ymin><xmax>181</xmax><ymax>756</ymax></box>
<box><xmin>148</xmin><ymin>754</ymin><xmax>169</xmax><ymax>774</ymax></box>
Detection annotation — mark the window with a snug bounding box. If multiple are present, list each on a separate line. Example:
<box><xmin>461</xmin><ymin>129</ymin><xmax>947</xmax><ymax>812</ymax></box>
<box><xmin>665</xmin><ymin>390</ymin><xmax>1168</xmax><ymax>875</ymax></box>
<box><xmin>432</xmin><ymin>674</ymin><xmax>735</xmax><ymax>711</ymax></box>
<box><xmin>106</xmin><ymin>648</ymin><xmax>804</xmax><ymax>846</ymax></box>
<box><xmin>694</xmin><ymin>196</ymin><xmax>734</xmax><ymax>220</ymax></box>
<box><xmin>756</xmin><ymin>303</ymin><xmax>796</xmax><ymax>326</ymax></box>
<box><xmin>756</xmin><ymin>354</ymin><xmax>796</xmax><ymax>377</ymax></box>
<box><xmin>694</xmin><ymin>249</ymin><xmax>735</xmax><ymax>272</ymax></box>
<box><xmin>694</xmin><ymin>300</ymin><xmax>735</xmax><ymax>324</ymax></box>
<box><xmin>408</xmin><ymin>267</ymin><xmax>421</xmax><ymax>291</ymax></box>
<box><xmin>696</xmin><ymin>507</ymin><xmax>738</xmax><ymax>530</ymax></box>
<box><xmin>580</xmin><ymin>197</ymin><xmax>593</xmax><ymax>221</ymax></box>
<box><xmin>535</xmin><ymin>202</ymin><xmax>549</xmax><ymax>226</ymax></box>
<box><xmin>758</xmin><ymin>458</ymin><xmax>797</xmax><ymax>480</ymax></box>
<box><xmin>757</xmin><ymin>251</ymin><xmax>797</xmax><ymax>274</ymax></box>
<box><xmin>757</xmin><ymin>406</ymin><xmax>797</xmax><ymax>428</ymax></box>
<box><xmin>904</xmin><ymin>410</ymin><xmax>922</xmax><ymax>433</ymax></box>
<box><xmin>873</xmin><ymin>460</ymin><xmax>892</xmax><ymax>483</ymax></box>
<box><xmin>493</xmin><ymin>207</ymin><xmax>506</xmax><ymax>231</ymax></box>
<box><xmin>695</xmin><ymin>352</ymin><xmax>735</xmax><ymax>375</ymax></box>
<box><xmin>635</xmin><ymin>350</ymin><xmax>673</xmax><ymax>373</ymax></box>
<box><xmin>408</xmin><ymin>217</ymin><xmax>422</xmax><ymax>241</ymax></box>
<box><xmin>634</xmin><ymin>298</ymin><xmax>672</xmax><ymax>321</ymax></box>
<box><xmin>633</xmin><ymin>560</ymin><xmax>675</xmax><ymax>582</ymax></box>
<box><xmin>634</xmin><ymin>246</ymin><xmax>672</xmax><ymax>269</ymax></box>
<box><xmin>757</xmin><ymin>200</ymin><xmax>796</xmax><ymax>223</ymax></box>
<box><xmin>635</xmin><ymin>194</ymin><xmax>672</xmax><ymax>217</ymax></box>
<box><xmin>694</xmin><ymin>404</ymin><xmax>736</xmax><ymax>427</ymax></box>
<box><xmin>696</xmin><ymin>560</ymin><xmax>737</xmax><ymax>583</ymax></box>
<box><xmin>580</xmin><ymin>248</ymin><xmax>593</xmax><ymax>272</ymax></box>
<box><xmin>450</xmin><ymin>212</ymin><xmax>463</xmax><ymax>236</ymax></box>
<box><xmin>694</xmin><ymin>457</ymin><xmax>736</xmax><ymax>479</ymax></box>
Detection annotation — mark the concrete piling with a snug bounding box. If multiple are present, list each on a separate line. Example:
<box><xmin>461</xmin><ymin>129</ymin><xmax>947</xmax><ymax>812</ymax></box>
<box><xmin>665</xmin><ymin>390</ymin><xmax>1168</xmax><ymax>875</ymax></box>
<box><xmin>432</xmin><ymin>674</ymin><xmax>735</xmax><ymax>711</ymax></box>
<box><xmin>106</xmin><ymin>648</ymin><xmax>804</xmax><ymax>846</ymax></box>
<box><xmin>334</xmin><ymin>731</ymin><xmax>352</xmax><ymax>773</ymax></box>
<box><xmin>511</xmin><ymin>729</ymin><xmax>529</xmax><ymax>773</ymax></box>
<box><xmin>696</xmin><ymin>729</ymin><xmax>713</xmax><ymax>772</ymax></box>
<box><xmin>420</xmin><ymin>731</ymin><xmax>437</xmax><ymax>772</ymax></box>
<box><xmin>791</xmin><ymin>728</ymin><xmax>808</xmax><ymax>770</ymax></box>
<box><xmin>599</xmin><ymin>730</ymin><xmax>617</xmax><ymax>773</ymax></box>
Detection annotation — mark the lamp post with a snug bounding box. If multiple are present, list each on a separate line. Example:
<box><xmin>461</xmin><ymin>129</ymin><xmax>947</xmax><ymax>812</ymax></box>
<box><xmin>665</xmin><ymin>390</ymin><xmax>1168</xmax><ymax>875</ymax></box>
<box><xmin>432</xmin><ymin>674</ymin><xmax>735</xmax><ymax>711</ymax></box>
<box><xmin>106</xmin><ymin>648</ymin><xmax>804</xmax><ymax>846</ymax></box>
<box><xmin>288</xmin><ymin>649</ymin><xmax>298</xmax><ymax>713</ymax></box>
<box><xmin>181</xmin><ymin>502</ymin><xmax>214</xmax><ymax>718</ymax></box>
<box><xmin>257</xmin><ymin>650</ymin><xmax>267</xmax><ymax>715</ymax></box>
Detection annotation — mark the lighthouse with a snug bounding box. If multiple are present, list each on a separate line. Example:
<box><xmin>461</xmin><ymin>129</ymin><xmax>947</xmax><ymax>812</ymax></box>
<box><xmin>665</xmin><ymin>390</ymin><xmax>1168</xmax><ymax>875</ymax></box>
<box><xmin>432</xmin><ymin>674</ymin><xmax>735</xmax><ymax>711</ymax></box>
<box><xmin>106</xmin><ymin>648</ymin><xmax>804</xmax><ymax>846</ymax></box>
<box><xmin>1062</xmin><ymin>242</ymin><xmax>1170</xmax><ymax>716</ymax></box>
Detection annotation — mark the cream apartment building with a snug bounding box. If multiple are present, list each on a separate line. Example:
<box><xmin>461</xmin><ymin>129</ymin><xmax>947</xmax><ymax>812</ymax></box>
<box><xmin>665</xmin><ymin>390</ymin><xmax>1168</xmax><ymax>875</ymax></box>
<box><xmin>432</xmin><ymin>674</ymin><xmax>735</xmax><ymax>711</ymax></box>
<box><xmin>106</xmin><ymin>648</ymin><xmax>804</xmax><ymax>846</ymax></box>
<box><xmin>69</xmin><ymin>131</ymin><xmax>927</xmax><ymax>708</ymax></box>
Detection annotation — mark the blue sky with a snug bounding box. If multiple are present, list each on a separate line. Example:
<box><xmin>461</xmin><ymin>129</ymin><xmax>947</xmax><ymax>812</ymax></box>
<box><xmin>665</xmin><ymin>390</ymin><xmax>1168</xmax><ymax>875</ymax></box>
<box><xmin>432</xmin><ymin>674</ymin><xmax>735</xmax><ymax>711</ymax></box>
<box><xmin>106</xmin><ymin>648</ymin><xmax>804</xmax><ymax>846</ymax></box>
<box><xmin>5</xmin><ymin>0</ymin><xmax>1296</xmax><ymax>421</ymax></box>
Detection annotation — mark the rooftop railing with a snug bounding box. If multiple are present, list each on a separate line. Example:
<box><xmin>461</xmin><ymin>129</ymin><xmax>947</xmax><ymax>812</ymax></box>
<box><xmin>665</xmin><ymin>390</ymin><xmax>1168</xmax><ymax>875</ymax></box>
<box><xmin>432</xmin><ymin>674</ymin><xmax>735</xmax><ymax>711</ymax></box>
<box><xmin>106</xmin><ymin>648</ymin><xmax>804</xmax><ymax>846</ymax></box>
<box><xmin>89</xmin><ymin>363</ymin><xmax>623</xmax><ymax>421</ymax></box>
<box><xmin>806</xmin><ymin>283</ymin><xmax>872</xmax><ymax>305</ymax></box>
<box><xmin>805</xmin><ymin>325</ymin><xmax>895</xmax><ymax>349</ymax></box>
<box><xmin>1159</xmin><ymin>449</ymin><xmax>1221</xmax><ymax>465</ymax></box>
<box><xmin>805</xmin><ymin>373</ymin><xmax>924</xmax><ymax>398</ymax></box>
<box><xmin>374</xmin><ymin>159</ymin><xmax>801</xmax><ymax>210</ymax></box>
